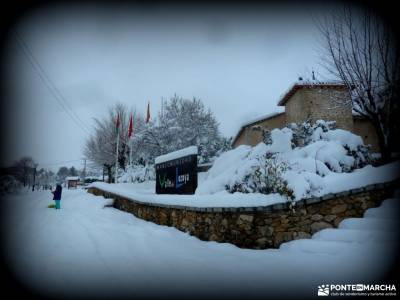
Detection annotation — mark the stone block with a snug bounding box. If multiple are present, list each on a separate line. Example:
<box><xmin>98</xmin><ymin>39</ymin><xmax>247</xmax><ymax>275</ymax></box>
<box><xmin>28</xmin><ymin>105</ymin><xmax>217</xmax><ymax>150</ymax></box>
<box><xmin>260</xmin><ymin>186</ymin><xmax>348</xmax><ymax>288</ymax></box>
<box><xmin>331</xmin><ymin>204</ymin><xmax>347</xmax><ymax>214</ymax></box>
<box><xmin>257</xmin><ymin>225</ymin><xmax>274</xmax><ymax>237</ymax></box>
<box><xmin>255</xmin><ymin>237</ymin><xmax>270</xmax><ymax>248</ymax></box>
<box><xmin>333</xmin><ymin>217</ymin><xmax>344</xmax><ymax>227</ymax></box>
<box><xmin>181</xmin><ymin>218</ymin><xmax>190</xmax><ymax>228</ymax></box>
<box><xmin>324</xmin><ymin>214</ymin><xmax>336</xmax><ymax>222</ymax></box>
<box><xmin>311</xmin><ymin>221</ymin><xmax>333</xmax><ymax>233</ymax></box>
<box><xmin>274</xmin><ymin>232</ymin><xmax>293</xmax><ymax>246</ymax></box>
<box><xmin>293</xmin><ymin>232</ymin><xmax>311</xmax><ymax>240</ymax></box>
<box><xmin>238</xmin><ymin>214</ymin><xmax>254</xmax><ymax>223</ymax></box>
<box><xmin>311</xmin><ymin>214</ymin><xmax>323</xmax><ymax>221</ymax></box>
<box><xmin>221</xmin><ymin>219</ymin><xmax>228</xmax><ymax>228</ymax></box>
<box><xmin>209</xmin><ymin>233</ymin><xmax>220</xmax><ymax>241</ymax></box>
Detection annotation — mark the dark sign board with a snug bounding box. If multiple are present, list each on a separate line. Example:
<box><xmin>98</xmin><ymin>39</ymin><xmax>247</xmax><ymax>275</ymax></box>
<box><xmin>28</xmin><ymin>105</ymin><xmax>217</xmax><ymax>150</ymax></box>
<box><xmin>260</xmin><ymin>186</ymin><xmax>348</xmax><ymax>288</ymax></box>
<box><xmin>155</xmin><ymin>154</ymin><xmax>197</xmax><ymax>194</ymax></box>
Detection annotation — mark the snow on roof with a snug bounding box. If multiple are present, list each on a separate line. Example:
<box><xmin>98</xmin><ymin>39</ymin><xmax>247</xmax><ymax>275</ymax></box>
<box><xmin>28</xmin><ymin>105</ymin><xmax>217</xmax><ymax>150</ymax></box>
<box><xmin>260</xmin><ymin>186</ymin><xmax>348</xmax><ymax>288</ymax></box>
<box><xmin>65</xmin><ymin>176</ymin><xmax>80</xmax><ymax>181</ymax></box>
<box><xmin>232</xmin><ymin>111</ymin><xmax>285</xmax><ymax>145</ymax></box>
<box><xmin>155</xmin><ymin>146</ymin><xmax>198</xmax><ymax>164</ymax></box>
<box><xmin>277</xmin><ymin>80</ymin><xmax>348</xmax><ymax>106</ymax></box>
<box><xmin>239</xmin><ymin>111</ymin><xmax>285</xmax><ymax>129</ymax></box>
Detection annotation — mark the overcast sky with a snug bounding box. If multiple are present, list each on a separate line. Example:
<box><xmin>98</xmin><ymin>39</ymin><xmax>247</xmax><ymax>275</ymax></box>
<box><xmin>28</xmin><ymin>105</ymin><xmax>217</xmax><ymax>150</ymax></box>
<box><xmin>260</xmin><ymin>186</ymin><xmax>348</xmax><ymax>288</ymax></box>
<box><xmin>2</xmin><ymin>2</ymin><xmax>340</xmax><ymax>172</ymax></box>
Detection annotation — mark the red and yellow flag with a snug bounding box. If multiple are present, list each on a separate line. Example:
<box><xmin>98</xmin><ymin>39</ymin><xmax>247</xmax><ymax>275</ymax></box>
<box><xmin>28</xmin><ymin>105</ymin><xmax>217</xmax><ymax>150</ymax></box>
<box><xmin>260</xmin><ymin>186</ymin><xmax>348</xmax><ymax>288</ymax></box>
<box><xmin>146</xmin><ymin>101</ymin><xmax>150</xmax><ymax>124</ymax></box>
<box><xmin>115</xmin><ymin>113</ymin><xmax>120</xmax><ymax>134</ymax></box>
<box><xmin>128</xmin><ymin>113</ymin><xmax>134</xmax><ymax>138</ymax></box>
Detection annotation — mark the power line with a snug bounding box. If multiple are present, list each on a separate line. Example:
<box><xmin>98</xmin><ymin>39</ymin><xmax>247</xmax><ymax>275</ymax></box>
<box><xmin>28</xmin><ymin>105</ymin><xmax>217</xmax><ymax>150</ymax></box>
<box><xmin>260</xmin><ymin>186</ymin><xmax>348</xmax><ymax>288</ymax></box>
<box><xmin>13</xmin><ymin>30</ymin><xmax>92</xmax><ymax>135</ymax></box>
<box><xmin>14</xmin><ymin>30</ymin><xmax>91</xmax><ymax>134</ymax></box>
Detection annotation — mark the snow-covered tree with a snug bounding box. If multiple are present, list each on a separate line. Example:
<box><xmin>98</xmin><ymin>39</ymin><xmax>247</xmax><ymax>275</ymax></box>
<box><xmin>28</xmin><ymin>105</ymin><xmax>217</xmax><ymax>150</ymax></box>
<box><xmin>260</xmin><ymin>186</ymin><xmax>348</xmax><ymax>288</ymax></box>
<box><xmin>36</xmin><ymin>169</ymin><xmax>56</xmax><ymax>188</ymax></box>
<box><xmin>69</xmin><ymin>167</ymin><xmax>78</xmax><ymax>176</ymax></box>
<box><xmin>131</xmin><ymin>95</ymin><xmax>227</xmax><ymax>164</ymax></box>
<box><xmin>12</xmin><ymin>156</ymin><xmax>36</xmax><ymax>187</ymax></box>
<box><xmin>86</xmin><ymin>97</ymin><xmax>230</xmax><ymax>182</ymax></box>
<box><xmin>57</xmin><ymin>166</ymin><xmax>70</xmax><ymax>181</ymax></box>
<box><xmin>84</xmin><ymin>103</ymin><xmax>132</xmax><ymax>182</ymax></box>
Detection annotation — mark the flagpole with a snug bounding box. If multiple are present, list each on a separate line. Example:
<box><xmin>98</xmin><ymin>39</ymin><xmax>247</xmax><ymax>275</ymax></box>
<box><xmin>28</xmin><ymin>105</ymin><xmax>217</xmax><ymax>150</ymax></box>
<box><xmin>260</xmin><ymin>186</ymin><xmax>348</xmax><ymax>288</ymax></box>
<box><xmin>115</xmin><ymin>113</ymin><xmax>120</xmax><ymax>184</ymax></box>
<box><xmin>128</xmin><ymin>113</ymin><xmax>133</xmax><ymax>167</ymax></box>
<box><xmin>115</xmin><ymin>129</ymin><xmax>119</xmax><ymax>184</ymax></box>
<box><xmin>129</xmin><ymin>138</ymin><xmax>132</xmax><ymax>166</ymax></box>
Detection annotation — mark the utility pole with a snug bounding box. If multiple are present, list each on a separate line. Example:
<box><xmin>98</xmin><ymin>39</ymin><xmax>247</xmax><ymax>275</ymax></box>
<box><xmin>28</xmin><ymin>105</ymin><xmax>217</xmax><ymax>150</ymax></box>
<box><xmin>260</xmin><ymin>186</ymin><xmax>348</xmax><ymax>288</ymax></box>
<box><xmin>83</xmin><ymin>159</ymin><xmax>86</xmax><ymax>185</ymax></box>
<box><xmin>32</xmin><ymin>163</ymin><xmax>38</xmax><ymax>191</ymax></box>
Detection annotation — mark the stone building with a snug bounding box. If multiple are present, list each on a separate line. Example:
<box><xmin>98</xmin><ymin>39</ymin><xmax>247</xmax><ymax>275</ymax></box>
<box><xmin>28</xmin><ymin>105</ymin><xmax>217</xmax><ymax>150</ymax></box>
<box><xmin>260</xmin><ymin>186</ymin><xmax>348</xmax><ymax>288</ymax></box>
<box><xmin>232</xmin><ymin>82</ymin><xmax>379</xmax><ymax>152</ymax></box>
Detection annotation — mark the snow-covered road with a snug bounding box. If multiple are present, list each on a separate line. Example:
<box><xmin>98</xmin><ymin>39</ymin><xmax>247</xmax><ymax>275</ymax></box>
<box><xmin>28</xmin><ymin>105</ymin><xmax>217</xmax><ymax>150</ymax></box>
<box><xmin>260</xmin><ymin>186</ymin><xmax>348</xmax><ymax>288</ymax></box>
<box><xmin>2</xmin><ymin>189</ymin><xmax>399</xmax><ymax>299</ymax></box>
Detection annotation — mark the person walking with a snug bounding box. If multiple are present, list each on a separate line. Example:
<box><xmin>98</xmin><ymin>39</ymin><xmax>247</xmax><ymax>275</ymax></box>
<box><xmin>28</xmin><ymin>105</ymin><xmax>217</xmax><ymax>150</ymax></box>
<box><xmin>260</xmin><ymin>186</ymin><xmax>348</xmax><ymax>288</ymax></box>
<box><xmin>52</xmin><ymin>183</ymin><xmax>63</xmax><ymax>209</ymax></box>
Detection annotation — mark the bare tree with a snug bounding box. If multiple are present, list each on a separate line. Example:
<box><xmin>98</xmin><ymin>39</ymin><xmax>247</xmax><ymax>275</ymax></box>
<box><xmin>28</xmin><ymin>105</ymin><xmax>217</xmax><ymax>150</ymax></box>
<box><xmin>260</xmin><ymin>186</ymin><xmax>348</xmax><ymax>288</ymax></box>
<box><xmin>84</xmin><ymin>103</ymin><xmax>131</xmax><ymax>182</ymax></box>
<box><xmin>317</xmin><ymin>6</ymin><xmax>400</xmax><ymax>162</ymax></box>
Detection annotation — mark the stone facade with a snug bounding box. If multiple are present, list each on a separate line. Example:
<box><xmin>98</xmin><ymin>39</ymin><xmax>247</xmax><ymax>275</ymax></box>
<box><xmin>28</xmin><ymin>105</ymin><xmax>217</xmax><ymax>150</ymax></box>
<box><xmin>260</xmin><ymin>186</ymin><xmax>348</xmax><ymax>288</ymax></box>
<box><xmin>233</xmin><ymin>83</ymin><xmax>379</xmax><ymax>152</ymax></box>
<box><xmin>285</xmin><ymin>87</ymin><xmax>353</xmax><ymax>131</ymax></box>
<box><xmin>88</xmin><ymin>180</ymin><xmax>397</xmax><ymax>249</ymax></box>
<box><xmin>233</xmin><ymin>113</ymin><xmax>286</xmax><ymax>148</ymax></box>
<box><xmin>353</xmin><ymin>116</ymin><xmax>380</xmax><ymax>152</ymax></box>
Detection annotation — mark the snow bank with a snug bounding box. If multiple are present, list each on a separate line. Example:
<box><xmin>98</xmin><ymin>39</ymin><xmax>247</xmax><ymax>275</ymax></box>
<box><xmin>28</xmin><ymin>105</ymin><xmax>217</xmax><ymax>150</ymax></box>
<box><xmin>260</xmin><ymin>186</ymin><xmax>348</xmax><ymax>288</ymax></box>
<box><xmin>320</xmin><ymin>129</ymin><xmax>364</xmax><ymax>151</ymax></box>
<box><xmin>321</xmin><ymin>162</ymin><xmax>400</xmax><ymax>195</ymax></box>
<box><xmin>199</xmin><ymin>122</ymin><xmax>398</xmax><ymax>200</ymax></box>
<box><xmin>88</xmin><ymin>161</ymin><xmax>399</xmax><ymax>208</ymax></box>
<box><xmin>89</xmin><ymin>181</ymin><xmax>286</xmax><ymax>208</ymax></box>
<box><xmin>119</xmin><ymin>164</ymin><xmax>155</xmax><ymax>183</ymax></box>
<box><xmin>155</xmin><ymin>146</ymin><xmax>198</xmax><ymax>164</ymax></box>
<box><xmin>196</xmin><ymin>144</ymin><xmax>267</xmax><ymax>195</ymax></box>
<box><xmin>89</xmin><ymin>121</ymin><xmax>398</xmax><ymax>207</ymax></box>
<box><xmin>267</xmin><ymin>128</ymin><xmax>292</xmax><ymax>153</ymax></box>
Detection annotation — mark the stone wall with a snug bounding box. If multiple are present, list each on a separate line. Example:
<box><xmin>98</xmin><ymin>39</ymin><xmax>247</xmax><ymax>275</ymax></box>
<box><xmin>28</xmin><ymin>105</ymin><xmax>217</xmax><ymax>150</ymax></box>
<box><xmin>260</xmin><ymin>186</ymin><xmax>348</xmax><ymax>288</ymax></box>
<box><xmin>285</xmin><ymin>87</ymin><xmax>354</xmax><ymax>131</ymax></box>
<box><xmin>353</xmin><ymin>117</ymin><xmax>380</xmax><ymax>152</ymax></box>
<box><xmin>88</xmin><ymin>181</ymin><xmax>398</xmax><ymax>249</ymax></box>
<box><xmin>233</xmin><ymin>113</ymin><xmax>286</xmax><ymax>148</ymax></box>
<box><xmin>284</xmin><ymin>89</ymin><xmax>309</xmax><ymax>125</ymax></box>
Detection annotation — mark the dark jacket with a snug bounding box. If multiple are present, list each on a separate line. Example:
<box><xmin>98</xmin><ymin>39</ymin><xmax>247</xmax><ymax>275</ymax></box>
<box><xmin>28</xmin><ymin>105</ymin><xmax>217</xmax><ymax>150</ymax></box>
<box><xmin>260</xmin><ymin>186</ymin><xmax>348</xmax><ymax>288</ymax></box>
<box><xmin>52</xmin><ymin>184</ymin><xmax>62</xmax><ymax>200</ymax></box>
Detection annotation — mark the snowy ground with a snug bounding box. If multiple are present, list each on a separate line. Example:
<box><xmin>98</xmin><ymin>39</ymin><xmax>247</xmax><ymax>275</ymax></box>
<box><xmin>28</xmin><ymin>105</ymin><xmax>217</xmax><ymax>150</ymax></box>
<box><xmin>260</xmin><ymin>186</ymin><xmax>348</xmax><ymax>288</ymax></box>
<box><xmin>89</xmin><ymin>161</ymin><xmax>400</xmax><ymax>208</ymax></box>
<box><xmin>2</xmin><ymin>188</ymin><xmax>399</xmax><ymax>299</ymax></box>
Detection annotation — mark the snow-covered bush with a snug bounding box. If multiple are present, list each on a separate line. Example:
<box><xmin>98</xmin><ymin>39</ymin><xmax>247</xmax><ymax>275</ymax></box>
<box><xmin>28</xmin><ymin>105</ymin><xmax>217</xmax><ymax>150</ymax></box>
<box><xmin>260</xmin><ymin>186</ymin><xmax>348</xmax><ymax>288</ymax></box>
<box><xmin>226</xmin><ymin>153</ymin><xmax>294</xmax><ymax>200</ymax></box>
<box><xmin>287</xmin><ymin>120</ymin><xmax>371</xmax><ymax>170</ymax></box>
<box><xmin>119</xmin><ymin>164</ymin><xmax>155</xmax><ymax>183</ymax></box>
<box><xmin>198</xmin><ymin>120</ymin><xmax>373</xmax><ymax>200</ymax></box>
<box><xmin>287</xmin><ymin>119</ymin><xmax>336</xmax><ymax>147</ymax></box>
